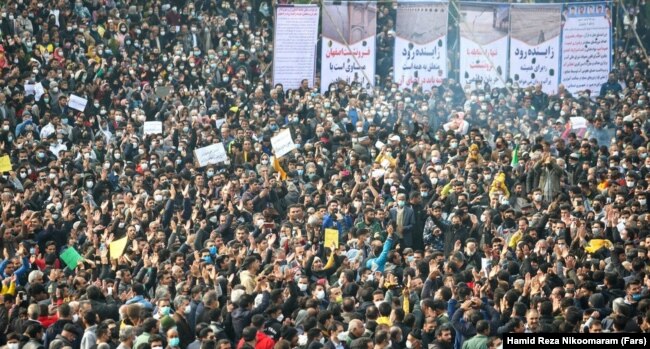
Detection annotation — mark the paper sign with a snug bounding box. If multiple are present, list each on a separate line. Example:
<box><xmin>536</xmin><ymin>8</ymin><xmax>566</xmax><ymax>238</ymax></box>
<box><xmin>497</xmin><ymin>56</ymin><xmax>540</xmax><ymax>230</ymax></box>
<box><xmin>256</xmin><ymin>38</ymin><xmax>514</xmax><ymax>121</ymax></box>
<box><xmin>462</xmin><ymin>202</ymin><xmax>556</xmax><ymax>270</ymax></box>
<box><xmin>324</xmin><ymin>228</ymin><xmax>339</xmax><ymax>248</ymax></box>
<box><xmin>481</xmin><ymin>258</ymin><xmax>492</xmax><ymax>271</ymax></box>
<box><xmin>34</xmin><ymin>83</ymin><xmax>44</xmax><ymax>101</ymax></box>
<box><xmin>155</xmin><ymin>86</ymin><xmax>171</xmax><ymax>98</ymax></box>
<box><xmin>0</xmin><ymin>156</ymin><xmax>12</xmax><ymax>172</ymax></box>
<box><xmin>143</xmin><ymin>121</ymin><xmax>163</xmax><ymax>135</ymax></box>
<box><xmin>60</xmin><ymin>247</ymin><xmax>83</xmax><ymax>270</ymax></box>
<box><xmin>68</xmin><ymin>94</ymin><xmax>88</xmax><ymax>112</ymax></box>
<box><xmin>24</xmin><ymin>84</ymin><xmax>35</xmax><ymax>96</ymax></box>
<box><xmin>271</xmin><ymin>129</ymin><xmax>296</xmax><ymax>158</ymax></box>
<box><xmin>215</xmin><ymin>118</ymin><xmax>227</xmax><ymax>129</ymax></box>
<box><xmin>109</xmin><ymin>236</ymin><xmax>128</xmax><ymax>260</ymax></box>
<box><xmin>570</xmin><ymin>117</ymin><xmax>588</xmax><ymax>130</ymax></box>
<box><xmin>194</xmin><ymin>143</ymin><xmax>228</xmax><ymax>167</ymax></box>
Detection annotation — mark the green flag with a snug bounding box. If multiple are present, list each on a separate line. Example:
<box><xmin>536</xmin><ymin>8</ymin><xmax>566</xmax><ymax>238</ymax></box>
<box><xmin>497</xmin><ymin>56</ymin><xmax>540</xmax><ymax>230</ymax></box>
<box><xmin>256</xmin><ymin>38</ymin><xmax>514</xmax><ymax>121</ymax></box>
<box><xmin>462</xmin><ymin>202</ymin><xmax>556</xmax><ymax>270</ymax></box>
<box><xmin>511</xmin><ymin>144</ymin><xmax>519</xmax><ymax>167</ymax></box>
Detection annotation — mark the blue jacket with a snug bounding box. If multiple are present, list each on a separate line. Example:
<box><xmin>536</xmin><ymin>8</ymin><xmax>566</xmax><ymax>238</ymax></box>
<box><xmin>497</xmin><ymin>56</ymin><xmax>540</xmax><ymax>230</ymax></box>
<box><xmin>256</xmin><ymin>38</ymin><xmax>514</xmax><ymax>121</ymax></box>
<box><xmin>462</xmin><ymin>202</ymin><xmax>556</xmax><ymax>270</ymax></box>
<box><xmin>0</xmin><ymin>257</ymin><xmax>29</xmax><ymax>285</ymax></box>
<box><xmin>365</xmin><ymin>237</ymin><xmax>393</xmax><ymax>272</ymax></box>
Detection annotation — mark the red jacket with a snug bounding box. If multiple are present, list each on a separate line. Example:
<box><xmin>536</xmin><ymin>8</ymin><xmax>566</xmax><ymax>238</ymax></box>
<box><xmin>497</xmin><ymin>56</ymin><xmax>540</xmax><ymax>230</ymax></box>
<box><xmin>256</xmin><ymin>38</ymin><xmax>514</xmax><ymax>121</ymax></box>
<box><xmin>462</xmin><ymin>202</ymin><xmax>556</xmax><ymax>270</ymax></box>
<box><xmin>237</xmin><ymin>331</ymin><xmax>275</xmax><ymax>349</ymax></box>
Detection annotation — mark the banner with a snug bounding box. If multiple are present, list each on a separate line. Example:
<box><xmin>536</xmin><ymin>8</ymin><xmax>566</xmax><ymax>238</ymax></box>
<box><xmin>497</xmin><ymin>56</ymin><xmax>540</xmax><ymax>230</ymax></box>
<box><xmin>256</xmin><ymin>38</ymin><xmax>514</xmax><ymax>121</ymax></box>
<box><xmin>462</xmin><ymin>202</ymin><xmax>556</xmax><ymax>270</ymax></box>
<box><xmin>459</xmin><ymin>2</ymin><xmax>509</xmax><ymax>88</ymax></box>
<box><xmin>273</xmin><ymin>5</ymin><xmax>320</xmax><ymax>90</ymax></box>
<box><xmin>321</xmin><ymin>1</ymin><xmax>376</xmax><ymax>92</ymax></box>
<box><xmin>394</xmin><ymin>1</ymin><xmax>448</xmax><ymax>91</ymax></box>
<box><xmin>271</xmin><ymin>129</ymin><xmax>296</xmax><ymax>158</ymax></box>
<box><xmin>194</xmin><ymin>143</ymin><xmax>228</xmax><ymax>167</ymax></box>
<box><xmin>560</xmin><ymin>2</ymin><xmax>611</xmax><ymax>95</ymax></box>
<box><xmin>509</xmin><ymin>4</ymin><xmax>562</xmax><ymax>94</ymax></box>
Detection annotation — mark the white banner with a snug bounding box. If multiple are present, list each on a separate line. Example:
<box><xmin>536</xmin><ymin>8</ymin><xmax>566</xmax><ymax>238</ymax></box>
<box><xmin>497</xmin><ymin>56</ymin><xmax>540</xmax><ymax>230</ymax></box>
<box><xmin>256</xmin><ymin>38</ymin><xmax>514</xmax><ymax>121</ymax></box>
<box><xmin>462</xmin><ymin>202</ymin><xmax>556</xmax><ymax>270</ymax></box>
<box><xmin>394</xmin><ymin>2</ymin><xmax>448</xmax><ymax>91</ymax></box>
<box><xmin>143</xmin><ymin>121</ymin><xmax>163</xmax><ymax>135</ymax></box>
<box><xmin>273</xmin><ymin>5</ymin><xmax>320</xmax><ymax>90</ymax></box>
<box><xmin>459</xmin><ymin>3</ymin><xmax>509</xmax><ymax>88</ymax></box>
<box><xmin>68</xmin><ymin>94</ymin><xmax>88</xmax><ymax>112</ymax></box>
<box><xmin>560</xmin><ymin>2</ymin><xmax>611</xmax><ymax>95</ymax></box>
<box><xmin>321</xmin><ymin>1</ymin><xmax>376</xmax><ymax>92</ymax></box>
<box><xmin>509</xmin><ymin>4</ymin><xmax>562</xmax><ymax>94</ymax></box>
<box><xmin>271</xmin><ymin>129</ymin><xmax>296</xmax><ymax>158</ymax></box>
<box><xmin>194</xmin><ymin>143</ymin><xmax>228</xmax><ymax>167</ymax></box>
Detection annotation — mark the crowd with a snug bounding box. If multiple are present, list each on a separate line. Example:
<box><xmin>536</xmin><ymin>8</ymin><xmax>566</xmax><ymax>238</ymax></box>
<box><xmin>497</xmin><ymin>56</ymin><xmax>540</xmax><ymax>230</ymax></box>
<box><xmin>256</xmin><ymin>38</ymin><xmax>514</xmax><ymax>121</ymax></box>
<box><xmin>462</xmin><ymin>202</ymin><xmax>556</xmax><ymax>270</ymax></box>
<box><xmin>0</xmin><ymin>1</ymin><xmax>647</xmax><ymax>349</ymax></box>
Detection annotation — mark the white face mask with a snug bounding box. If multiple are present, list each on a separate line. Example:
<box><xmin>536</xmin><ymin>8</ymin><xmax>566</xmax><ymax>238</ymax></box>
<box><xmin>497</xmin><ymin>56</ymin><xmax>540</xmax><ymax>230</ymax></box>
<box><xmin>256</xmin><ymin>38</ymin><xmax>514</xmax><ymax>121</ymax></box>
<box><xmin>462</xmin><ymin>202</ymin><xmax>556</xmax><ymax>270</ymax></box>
<box><xmin>316</xmin><ymin>290</ymin><xmax>325</xmax><ymax>300</ymax></box>
<box><xmin>406</xmin><ymin>341</ymin><xmax>413</xmax><ymax>349</ymax></box>
<box><xmin>337</xmin><ymin>332</ymin><xmax>348</xmax><ymax>342</ymax></box>
<box><xmin>277</xmin><ymin>314</ymin><xmax>284</xmax><ymax>322</ymax></box>
<box><xmin>298</xmin><ymin>284</ymin><xmax>308</xmax><ymax>292</ymax></box>
<box><xmin>374</xmin><ymin>301</ymin><xmax>383</xmax><ymax>308</ymax></box>
<box><xmin>7</xmin><ymin>344</ymin><xmax>18</xmax><ymax>349</ymax></box>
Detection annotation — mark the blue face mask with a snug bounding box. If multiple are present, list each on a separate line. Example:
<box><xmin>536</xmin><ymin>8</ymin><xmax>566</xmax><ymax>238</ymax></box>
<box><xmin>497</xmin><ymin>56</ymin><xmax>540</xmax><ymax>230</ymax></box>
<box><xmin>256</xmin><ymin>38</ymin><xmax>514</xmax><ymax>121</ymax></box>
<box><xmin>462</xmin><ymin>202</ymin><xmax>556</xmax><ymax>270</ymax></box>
<box><xmin>160</xmin><ymin>306</ymin><xmax>171</xmax><ymax>316</ymax></box>
<box><xmin>169</xmin><ymin>338</ymin><xmax>180</xmax><ymax>347</ymax></box>
<box><xmin>633</xmin><ymin>293</ymin><xmax>642</xmax><ymax>301</ymax></box>
<box><xmin>270</xmin><ymin>125</ymin><xmax>278</xmax><ymax>131</ymax></box>
<box><xmin>297</xmin><ymin>169</ymin><xmax>304</xmax><ymax>176</ymax></box>
<box><xmin>203</xmin><ymin>256</ymin><xmax>213</xmax><ymax>264</ymax></box>
<box><xmin>398</xmin><ymin>200</ymin><xmax>406</xmax><ymax>208</ymax></box>
<box><xmin>209</xmin><ymin>246</ymin><xmax>217</xmax><ymax>255</ymax></box>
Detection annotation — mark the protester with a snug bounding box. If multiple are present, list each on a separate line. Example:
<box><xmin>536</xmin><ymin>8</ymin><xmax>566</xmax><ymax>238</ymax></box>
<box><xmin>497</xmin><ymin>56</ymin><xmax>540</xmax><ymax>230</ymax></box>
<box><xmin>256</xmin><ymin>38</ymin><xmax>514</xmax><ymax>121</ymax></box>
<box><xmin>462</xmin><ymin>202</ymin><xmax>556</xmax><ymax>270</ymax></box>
<box><xmin>0</xmin><ymin>1</ymin><xmax>648</xmax><ymax>349</ymax></box>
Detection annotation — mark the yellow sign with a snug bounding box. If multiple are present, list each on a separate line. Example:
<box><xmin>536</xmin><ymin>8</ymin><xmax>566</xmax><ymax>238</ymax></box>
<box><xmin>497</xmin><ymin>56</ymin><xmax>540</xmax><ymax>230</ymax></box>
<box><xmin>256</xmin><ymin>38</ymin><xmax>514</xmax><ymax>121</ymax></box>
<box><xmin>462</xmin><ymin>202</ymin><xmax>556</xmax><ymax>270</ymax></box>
<box><xmin>109</xmin><ymin>237</ymin><xmax>128</xmax><ymax>259</ymax></box>
<box><xmin>324</xmin><ymin>229</ymin><xmax>339</xmax><ymax>248</ymax></box>
<box><xmin>0</xmin><ymin>155</ymin><xmax>12</xmax><ymax>172</ymax></box>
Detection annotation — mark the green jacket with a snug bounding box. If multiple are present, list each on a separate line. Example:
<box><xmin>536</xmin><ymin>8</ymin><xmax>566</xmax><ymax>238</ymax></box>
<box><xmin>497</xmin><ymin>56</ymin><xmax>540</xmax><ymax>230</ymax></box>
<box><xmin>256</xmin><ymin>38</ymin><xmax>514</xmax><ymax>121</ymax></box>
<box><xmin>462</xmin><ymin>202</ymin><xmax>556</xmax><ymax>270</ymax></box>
<box><xmin>462</xmin><ymin>334</ymin><xmax>488</xmax><ymax>349</ymax></box>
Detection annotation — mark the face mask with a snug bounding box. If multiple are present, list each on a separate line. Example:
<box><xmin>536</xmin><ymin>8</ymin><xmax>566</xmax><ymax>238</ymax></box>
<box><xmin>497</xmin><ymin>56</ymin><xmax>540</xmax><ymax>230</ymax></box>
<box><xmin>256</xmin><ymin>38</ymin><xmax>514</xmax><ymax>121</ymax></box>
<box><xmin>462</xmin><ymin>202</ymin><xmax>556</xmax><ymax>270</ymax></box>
<box><xmin>633</xmin><ymin>293</ymin><xmax>642</xmax><ymax>301</ymax></box>
<box><xmin>406</xmin><ymin>341</ymin><xmax>413</xmax><ymax>349</ymax></box>
<box><xmin>640</xmin><ymin>199</ymin><xmax>647</xmax><ymax>206</ymax></box>
<box><xmin>337</xmin><ymin>332</ymin><xmax>348</xmax><ymax>342</ymax></box>
<box><xmin>316</xmin><ymin>290</ymin><xmax>325</xmax><ymax>300</ymax></box>
<box><xmin>7</xmin><ymin>344</ymin><xmax>18</xmax><ymax>349</ymax></box>
<box><xmin>430</xmin><ymin>177</ymin><xmax>438</xmax><ymax>185</ymax></box>
<box><xmin>73</xmin><ymin>314</ymin><xmax>79</xmax><ymax>322</ymax></box>
<box><xmin>421</xmin><ymin>191</ymin><xmax>428</xmax><ymax>198</ymax></box>
<box><xmin>153</xmin><ymin>347</ymin><xmax>163</xmax><ymax>349</ymax></box>
<box><xmin>154</xmin><ymin>195</ymin><xmax>163</xmax><ymax>202</ymax></box>
<box><xmin>398</xmin><ymin>200</ymin><xmax>406</xmax><ymax>208</ymax></box>
<box><xmin>184</xmin><ymin>306</ymin><xmax>192</xmax><ymax>315</ymax></box>
<box><xmin>374</xmin><ymin>301</ymin><xmax>383</xmax><ymax>308</ymax></box>
<box><xmin>450</xmin><ymin>142</ymin><xmax>458</xmax><ymax>149</ymax></box>
<box><xmin>534</xmin><ymin>194</ymin><xmax>543</xmax><ymax>202</ymax></box>
<box><xmin>169</xmin><ymin>338</ymin><xmax>180</xmax><ymax>347</ymax></box>
<box><xmin>298</xmin><ymin>284</ymin><xmax>308</xmax><ymax>292</ymax></box>
<box><xmin>261</xmin><ymin>160</ymin><xmax>269</xmax><ymax>165</ymax></box>
<box><xmin>366</xmin><ymin>273</ymin><xmax>374</xmax><ymax>281</ymax></box>
<box><xmin>277</xmin><ymin>314</ymin><xmax>284</xmax><ymax>322</ymax></box>
<box><xmin>207</xmin><ymin>171</ymin><xmax>215</xmax><ymax>178</ymax></box>
<box><xmin>86</xmin><ymin>181</ymin><xmax>94</xmax><ymax>189</ymax></box>
<box><xmin>19</xmin><ymin>172</ymin><xmax>27</xmax><ymax>179</ymax></box>
<box><xmin>627</xmin><ymin>181</ymin><xmax>635</xmax><ymax>188</ymax></box>
<box><xmin>297</xmin><ymin>169</ymin><xmax>304</xmax><ymax>176</ymax></box>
